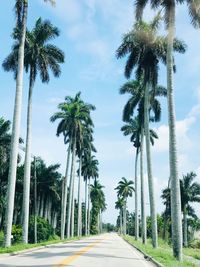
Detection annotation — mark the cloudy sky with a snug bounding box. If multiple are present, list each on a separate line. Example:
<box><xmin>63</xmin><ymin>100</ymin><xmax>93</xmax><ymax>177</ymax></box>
<box><xmin>0</xmin><ymin>0</ymin><xmax>200</xmax><ymax>223</ymax></box>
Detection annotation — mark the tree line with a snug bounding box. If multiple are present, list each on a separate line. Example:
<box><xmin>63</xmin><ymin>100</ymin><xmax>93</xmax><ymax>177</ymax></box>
<box><xmin>0</xmin><ymin>0</ymin><xmax>106</xmax><ymax>247</ymax></box>
<box><xmin>114</xmin><ymin>0</ymin><xmax>200</xmax><ymax>261</ymax></box>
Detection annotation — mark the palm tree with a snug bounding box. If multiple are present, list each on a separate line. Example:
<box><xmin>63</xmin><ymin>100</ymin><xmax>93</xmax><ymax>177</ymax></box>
<box><xmin>161</xmin><ymin>186</ymin><xmax>171</xmax><ymax>241</ymax></box>
<box><xmin>82</xmin><ymin>154</ymin><xmax>99</xmax><ymax>235</ymax></box>
<box><xmin>134</xmin><ymin>0</ymin><xmax>198</xmax><ymax>260</ymax></box>
<box><xmin>76</xmin><ymin>126</ymin><xmax>95</xmax><ymax>237</ymax></box>
<box><xmin>3</xmin><ymin>18</ymin><xmax>64</xmax><ymax>244</ymax></box>
<box><xmin>116</xmin><ymin>15</ymin><xmax>185</xmax><ymax>248</ymax></box>
<box><xmin>3</xmin><ymin>0</ymin><xmax>55</xmax><ymax>248</ymax></box>
<box><xmin>121</xmin><ymin>118</ymin><xmax>140</xmax><ymax>240</ymax></box>
<box><xmin>115</xmin><ymin>177</ymin><xmax>134</xmax><ymax>235</ymax></box>
<box><xmin>51</xmin><ymin>92</ymin><xmax>95</xmax><ymax>238</ymax></box>
<box><xmin>180</xmin><ymin>172</ymin><xmax>200</xmax><ymax>247</ymax></box>
<box><xmin>90</xmin><ymin>180</ymin><xmax>105</xmax><ymax>234</ymax></box>
<box><xmin>115</xmin><ymin>198</ymin><xmax>125</xmax><ymax>234</ymax></box>
<box><xmin>121</xmin><ymin>116</ymin><xmax>158</xmax><ymax>242</ymax></box>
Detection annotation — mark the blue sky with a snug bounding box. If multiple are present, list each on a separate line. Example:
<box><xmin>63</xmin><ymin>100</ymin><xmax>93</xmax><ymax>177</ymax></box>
<box><xmin>0</xmin><ymin>0</ymin><xmax>200</xmax><ymax>223</ymax></box>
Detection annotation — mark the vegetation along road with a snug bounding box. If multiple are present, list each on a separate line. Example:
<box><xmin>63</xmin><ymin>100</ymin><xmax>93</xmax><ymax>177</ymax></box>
<box><xmin>0</xmin><ymin>234</ymin><xmax>156</xmax><ymax>267</ymax></box>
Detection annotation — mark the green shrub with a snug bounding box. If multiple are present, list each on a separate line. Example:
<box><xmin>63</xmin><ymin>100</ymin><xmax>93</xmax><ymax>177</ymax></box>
<box><xmin>189</xmin><ymin>239</ymin><xmax>200</xmax><ymax>249</ymax></box>
<box><xmin>28</xmin><ymin>216</ymin><xmax>54</xmax><ymax>243</ymax></box>
<box><xmin>12</xmin><ymin>225</ymin><xmax>22</xmax><ymax>244</ymax></box>
<box><xmin>0</xmin><ymin>231</ymin><xmax>4</xmax><ymax>246</ymax></box>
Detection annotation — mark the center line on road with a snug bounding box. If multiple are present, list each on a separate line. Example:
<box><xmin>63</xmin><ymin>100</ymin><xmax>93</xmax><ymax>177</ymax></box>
<box><xmin>52</xmin><ymin>239</ymin><xmax>103</xmax><ymax>267</ymax></box>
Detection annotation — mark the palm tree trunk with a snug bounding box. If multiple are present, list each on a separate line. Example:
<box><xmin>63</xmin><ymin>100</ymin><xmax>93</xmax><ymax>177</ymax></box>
<box><xmin>123</xmin><ymin>202</ymin><xmax>126</xmax><ymax>235</ymax></box>
<box><xmin>167</xmin><ymin>4</ymin><xmax>182</xmax><ymax>261</ymax></box>
<box><xmin>140</xmin><ymin>128</ymin><xmax>146</xmax><ymax>244</ymax></box>
<box><xmin>71</xmin><ymin>163</ymin><xmax>75</xmax><ymax>238</ymax></box>
<box><xmin>144</xmin><ymin>83</ymin><xmax>158</xmax><ymax>248</ymax></box>
<box><xmin>22</xmin><ymin>67</ymin><xmax>35</xmax><ymax>244</ymax></box>
<box><xmin>135</xmin><ymin>148</ymin><xmax>139</xmax><ymax>240</ymax></box>
<box><xmin>119</xmin><ymin>209</ymin><xmax>122</xmax><ymax>234</ymax></box>
<box><xmin>39</xmin><ymin>195</ymin><xmax>44</xmax><ymax>217</ymax></box>
<box><xmin>66</xmin><ymin>136</ymin><xmax>76</xmax><ymax>238</ymax></box>
<box><xmin>87</xmin><ymin>179</ymin><xmax>91</xmax><ymax>235</ymax></box>
<box><xmin>61</xmin><ymin>142</ymin><xmax>71</xmax><ymax>240</ymax></box>
<box><xmin>77</xmin><ymin>157</ymin><xmax>82</xmax><ymax>237</ymax></box>
<box><xmin>183</xmin><ymin>205</ymin><xmax>188</xmax><ymax>247</ymax></box>
<box><xmin>44</xmin><ymin>197</ymin><xmax>48</xmax><ymax>220</ymax></box>
<box><xmin>4</xmin><ymin>0</ymin><xmax>28</xmax><ymax>247</ymax></box>
<box><xmin>85</xmin><ymin>179</ymin><xmax>88</xmax><ymax>235</ymax></box>
<box><xmin>100</xmin><ymin>211</ymin><xmax>103</xmax><ymax>233</ymax></box>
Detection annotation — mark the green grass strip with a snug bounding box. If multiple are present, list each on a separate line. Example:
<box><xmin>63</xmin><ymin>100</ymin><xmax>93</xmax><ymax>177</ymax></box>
<box><xmin>0</xmin><ymin>236</ymin><xmax>81</xmax><ymax>254</ymax></box>
<box><xmin>123</xmin><ymin>235</ymin><xmax>197</xmax><ymax>267</ymax></box>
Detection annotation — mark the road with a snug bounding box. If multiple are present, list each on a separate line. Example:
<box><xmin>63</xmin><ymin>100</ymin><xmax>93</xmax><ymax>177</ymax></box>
<box><xmin>0</xmin><ymin>233</ymin><xmax>155</xmax><ymax>267</ymax></box>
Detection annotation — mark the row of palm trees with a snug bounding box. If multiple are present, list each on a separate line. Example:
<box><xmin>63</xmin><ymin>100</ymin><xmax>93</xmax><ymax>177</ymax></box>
<box><xmin>0</xmin><ymin>117</ymin><xmax>62</xmax><ymax>234</ymax></box>
<box><xmin>3</xmin><ymin>0</ymin><xmax>63</xmax><ymax>247</ymax></box>
<box><xmin>115</xmin><ymin>178</ymin><xmax>134</xmax><ymax>235</ymax></box>
<box><xmin>2</xmin><ymin>0</ymin><xmax>106</xmax><ymax>246</ymax></box>
<box><xmin>50</xmin><ymin>92</ymin><xmax>106</xmax><ymax>239</ymax></box>
<box><xmin>161</xmin><ymin>172</ymin><xmax>200</xmax><ymax>247</ymax></box>
<box><xmin>116</xmin><ymin>0</ymin><xmax>200</xmax><ymax>260</ymax></box>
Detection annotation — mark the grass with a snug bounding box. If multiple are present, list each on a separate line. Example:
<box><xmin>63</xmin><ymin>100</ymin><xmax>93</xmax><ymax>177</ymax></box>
<box><xmin>0</xmin><ymin>236</ymin><xmax>81</xmax><ymax>254</ymax></box>
<box><xmin>183</xmin><ymin>247</ymin><xmax>200</xmax><ymax>261</ymax></box>
<box><xmin>123</xmin><ymin>235</ymin><xmax>198</xmax><ymax>267</ymax></box>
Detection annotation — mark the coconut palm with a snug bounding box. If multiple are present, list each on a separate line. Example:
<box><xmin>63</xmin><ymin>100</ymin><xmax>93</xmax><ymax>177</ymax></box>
<box><xmin>3</xmin><ymin>0</ymin><xmax>55</xmax><ymax>248</ymax></box>
<box><xmin>116</xmin><ymin>15</ymin><xmax>185</xmax><ymax>248</ymax></box>
<box><xmin>51</xmin><ymin>92</ymin><xmax>95</xmax><ymax>238</ymax></box>
<box><xmin>115</xmin><ymin>177</ymin><xmax>134</xmax><ymax>235</ymax></box>
<box><xmin>180</xmin><ymin>172</ymin><xmax>200</xmax><ymax>247</ymax></box>
<box><xmin>3</xmin><ymin>18</ymin><xmax>64</xmax><ymax>244</ymax></box>
<box><xmin>135</xmin><ymin>0</ymin><xmax>197</xmax><ymax>260</ymax></box>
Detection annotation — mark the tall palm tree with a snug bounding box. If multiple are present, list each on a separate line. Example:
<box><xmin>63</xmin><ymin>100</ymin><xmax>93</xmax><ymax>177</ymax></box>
<box><xmin>116</xmin><ymin>15</ymin><xmax>185</xmax><ymax>248</ymax></box>
<box><xmin>161</xmin><ymin>187</ymin><xmax>171</xmax><ymax>241</ymax></box>
<box><xmin>76</xmin><ymin>126</ymin><xmax>95</xmax><ymax>237</ymax></box>
<box><xmin>115</xmin><ymin>177</ymin><xmax>134</xmax><ymax>235</ymax></box>
<box><xmin>82</xmin><ymin>154</ymin><xmax>99</xmax><ymax>235</ymax></box>
<box><xmin>120</xmin><ymin>78</ymin><xmax>166</xmax><ymax>243</ymax></box>
<box><xmin>51</xmin><ymin>92</ymin><xmax>95</xmax><ymax>238</ymax></box>
<box><xmin>135</xmin><ymin>0</ymin><xmax>197</xmax><ymax>260</ymax></box>
<box><xmin>3</xmin><ymin>18</ymin><xmax>64</xmax><ymax>244</ymax></box>
<box><xmin>90</xmin><ymin>180</ymin><xmax>105</xmax><ymax>234</ymax></box>
<box><xmin>115</xmin><ymin>197</ymin><xmax>125</xmax><ymax>234</ymax></box>
<box><xmin>121</xmin><ymin>118</ymin><xmax>140</xmax><ymax>240</ymax></box>
<box><xmin>121</xmin><ymin>116</ymin><xmax>158</xmax><ymax>241</ymax></box>
<box><xmin>4</xmin><ymin>0</ymin><xmax>55</xmax><ymax>248</ymax></box>
<box><xmin>180</xmin><ymin>172</ymin><xmax>200</xmax><ymax>247</ymax></box>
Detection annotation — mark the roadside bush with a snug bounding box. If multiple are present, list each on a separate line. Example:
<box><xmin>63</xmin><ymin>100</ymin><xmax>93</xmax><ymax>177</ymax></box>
<box><xmin>28</xmin><ymin>216</ymin><xmax>54</xmax><ymax>243</ymax></box>
<box><xmin>12</xmin><ymin>225</ymin><xmax>22</xmax><ymax>244</ymax></box>
<box><xmin>0</xmin><ymin>231</ymin><xmax>4</xmax><ymax>246</ymax></box>
<box><xmin>189</xmin><ymin>239</ymin><xmax>200</xmax><ymax>249</ymax></box>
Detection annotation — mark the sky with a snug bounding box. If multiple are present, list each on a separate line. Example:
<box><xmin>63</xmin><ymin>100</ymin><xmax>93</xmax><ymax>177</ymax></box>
<box><xmin>0</xmin><ymin>0</ymin><xmax>200</xmax><ymax>224</ymax></box>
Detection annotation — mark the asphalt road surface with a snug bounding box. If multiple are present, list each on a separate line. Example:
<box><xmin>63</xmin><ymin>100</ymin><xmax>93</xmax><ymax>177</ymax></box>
<box><xmin>0</xmin><ymin>233</ymin><xmax>156</xmax><ymax>267</ymax></box>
